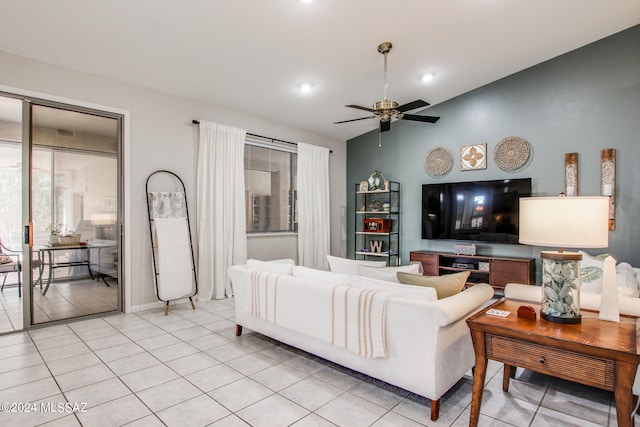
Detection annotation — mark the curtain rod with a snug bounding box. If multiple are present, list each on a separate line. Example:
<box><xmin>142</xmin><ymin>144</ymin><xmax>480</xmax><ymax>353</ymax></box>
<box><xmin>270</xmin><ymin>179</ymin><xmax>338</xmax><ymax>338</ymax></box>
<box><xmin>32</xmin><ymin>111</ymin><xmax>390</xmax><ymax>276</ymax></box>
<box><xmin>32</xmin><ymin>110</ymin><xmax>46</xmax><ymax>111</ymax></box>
<box><xmin>191</xmin><ymin>120</ymin><xmax>332</xmax><ymax>153</ymax></box>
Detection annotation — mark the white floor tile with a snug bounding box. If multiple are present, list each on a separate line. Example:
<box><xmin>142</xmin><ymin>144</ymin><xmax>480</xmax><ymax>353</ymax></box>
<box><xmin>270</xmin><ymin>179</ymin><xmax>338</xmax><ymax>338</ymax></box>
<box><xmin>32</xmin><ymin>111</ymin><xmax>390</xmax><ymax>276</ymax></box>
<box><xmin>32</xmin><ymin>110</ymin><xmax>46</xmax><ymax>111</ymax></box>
<box><xmin>45</xmin><ymin>352</ymin><xmax>103</xmax><ymax>376</ymax></box>
<box><xmin>236</xmin><ymin>394</ymin><xmax>309</xmax><ymax>427</ymax></box>
<box><xmin>165</xmin><ymin>352</ymin><xmax>220</xmax><ymax>376</ymax></box>
<box><xmin>76</xmin><ymin>394</ymin><xmax>151</xmax><ymax>426</ymax></box>
<box><xmin>136</xmin><ymin>377</ymin><xmax>202</xmax><ymax>412</ymax></box>
<box><xmin>64</xmin><ymin>377</ymin><xmax>131</xmax><ymax>408</ymax></box>
<box><xmin>55</xmin><ymin>363</ymin><xmax>115</xmax><ymax>392</ymax></box>
<box><xmin>315</xmin><ymin>392</ymin><xmax>387</xmax><ymax>427</ymax></box>
<box><xmin>119</xmin><ymin>364</ymin><xmax>180</xmax><ymax>392</ymax></box>
<box><xmin>156</xmin><ymin>394</ymin><xmax>230</xmax><ymax>427</ymax></box>
<box><xmin>106</xmin><ymin>352</ymin><xmax>161</xmax><ymax>376</ymax></box>
<box><xmin>280</xmin><ymin>376</ymin><xmax>344</xmax><ymax>411</ymax></box>
<box><xmin>250</xmin><ymin>363</ymin><xmax>309</xmax><ymax>392</ymax></box>
<box><xmin>185</xmin><ymin>364</ymin><xmax>244</xmax><ymax>392</ymax></box>
<box><xmin>208</xmin><ymin>377</ymin><xmax>273</xmax><ymax>412</ymax></box>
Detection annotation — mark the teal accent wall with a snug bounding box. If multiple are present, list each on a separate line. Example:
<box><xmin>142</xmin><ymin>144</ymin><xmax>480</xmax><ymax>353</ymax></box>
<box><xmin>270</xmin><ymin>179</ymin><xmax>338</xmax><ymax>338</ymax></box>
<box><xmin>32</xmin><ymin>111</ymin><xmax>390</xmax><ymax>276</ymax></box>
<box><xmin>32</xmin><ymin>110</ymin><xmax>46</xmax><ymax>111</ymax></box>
<box><xmin>347</xmin><ymin>25</ymin><xmax>640</xmax><ymax>269</ymax></box>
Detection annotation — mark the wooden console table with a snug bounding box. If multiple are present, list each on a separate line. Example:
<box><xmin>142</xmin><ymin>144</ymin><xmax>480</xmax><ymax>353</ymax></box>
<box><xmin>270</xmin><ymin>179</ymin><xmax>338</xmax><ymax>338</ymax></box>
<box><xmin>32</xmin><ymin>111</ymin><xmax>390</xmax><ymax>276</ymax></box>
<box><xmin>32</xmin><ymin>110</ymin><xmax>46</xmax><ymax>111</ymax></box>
<box><xmin>466</xmin><ymin>299</ymin><xmax>640</xmax><ymax>427</ymax></box>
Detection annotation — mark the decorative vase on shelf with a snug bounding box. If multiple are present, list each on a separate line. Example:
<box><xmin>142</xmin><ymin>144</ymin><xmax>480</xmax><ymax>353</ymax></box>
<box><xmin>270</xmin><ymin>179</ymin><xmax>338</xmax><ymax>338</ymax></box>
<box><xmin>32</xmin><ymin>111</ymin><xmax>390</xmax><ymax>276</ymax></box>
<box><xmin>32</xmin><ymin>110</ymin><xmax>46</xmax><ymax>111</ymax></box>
<box><xmin>383</xmin><ymin>202</ymin><xmax>391</xmax><ymax>212</ymax></box>
<box><xmin>367</xmin><ymin>170</ymin><xmax>385</xmax><ymax>191</ymax></box>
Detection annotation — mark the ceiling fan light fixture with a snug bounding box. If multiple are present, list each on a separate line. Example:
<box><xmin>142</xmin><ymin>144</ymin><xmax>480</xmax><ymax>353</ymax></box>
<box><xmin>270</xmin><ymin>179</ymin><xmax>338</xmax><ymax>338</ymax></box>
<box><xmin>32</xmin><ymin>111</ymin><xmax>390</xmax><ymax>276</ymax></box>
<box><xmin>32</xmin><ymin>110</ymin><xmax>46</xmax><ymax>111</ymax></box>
<box><xmin>373</xmin><ymin>100</ymin><xmax>398</xmax><ymax>111</ymax></box>
<box><xmin>421</xmin><ymin>72</ymin><xmax>436</xmax><ymax>83</ymax></box>
<box><xmin>334</xmin><ymin>42</ymin><xmax>440</xmax><ymax>132</ymax></box>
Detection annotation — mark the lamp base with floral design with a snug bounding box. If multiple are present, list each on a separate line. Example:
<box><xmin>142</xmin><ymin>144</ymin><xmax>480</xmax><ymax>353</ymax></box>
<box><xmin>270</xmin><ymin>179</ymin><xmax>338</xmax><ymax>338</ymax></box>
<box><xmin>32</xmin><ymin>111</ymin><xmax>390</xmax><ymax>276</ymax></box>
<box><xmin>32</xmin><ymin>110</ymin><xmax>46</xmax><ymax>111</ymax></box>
<box><xmin>540</xmin><ymin>251</ymin><xmax>582</xmax><ymax>324</ymax></box>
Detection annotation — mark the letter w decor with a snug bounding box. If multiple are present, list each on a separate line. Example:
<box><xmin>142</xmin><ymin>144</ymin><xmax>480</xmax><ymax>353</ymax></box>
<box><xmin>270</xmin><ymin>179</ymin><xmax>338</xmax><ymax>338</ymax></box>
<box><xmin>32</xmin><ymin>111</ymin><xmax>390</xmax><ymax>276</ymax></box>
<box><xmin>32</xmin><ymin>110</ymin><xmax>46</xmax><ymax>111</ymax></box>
<box><xmin>370</xmin><ymin>240</ymin><xmax>383</xmax><ymax>253</ymax></box>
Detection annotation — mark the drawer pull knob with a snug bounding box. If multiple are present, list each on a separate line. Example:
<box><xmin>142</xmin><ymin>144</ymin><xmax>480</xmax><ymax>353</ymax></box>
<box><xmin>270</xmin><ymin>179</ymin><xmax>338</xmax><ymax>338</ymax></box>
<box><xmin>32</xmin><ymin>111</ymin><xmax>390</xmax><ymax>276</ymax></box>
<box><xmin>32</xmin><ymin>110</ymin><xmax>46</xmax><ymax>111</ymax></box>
<box><xmin>539</xmin><ymin>357</ymin><xmax>546</xmax><ymax>364</ymax></box>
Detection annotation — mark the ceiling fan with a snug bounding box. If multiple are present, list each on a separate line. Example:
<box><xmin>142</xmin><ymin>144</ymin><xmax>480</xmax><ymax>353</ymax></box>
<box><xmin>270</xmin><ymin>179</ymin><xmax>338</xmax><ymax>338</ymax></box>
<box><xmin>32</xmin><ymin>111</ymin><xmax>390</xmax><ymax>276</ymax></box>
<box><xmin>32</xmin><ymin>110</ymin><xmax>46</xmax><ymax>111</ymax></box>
<box><xmin>334</xmin><ymin>42</ymin><xmax>440</xmax><ymax>132</ymax></box>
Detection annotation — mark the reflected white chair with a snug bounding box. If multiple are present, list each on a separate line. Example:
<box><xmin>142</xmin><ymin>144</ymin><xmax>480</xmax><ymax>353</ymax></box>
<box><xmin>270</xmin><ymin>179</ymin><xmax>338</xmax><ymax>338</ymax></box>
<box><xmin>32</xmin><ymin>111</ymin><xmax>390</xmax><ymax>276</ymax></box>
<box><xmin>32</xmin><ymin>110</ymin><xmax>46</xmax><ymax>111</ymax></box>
<box><xmin>0</xmin><ymin>238</ymin><xmax>43</xmax><ymax>298</ymax></box>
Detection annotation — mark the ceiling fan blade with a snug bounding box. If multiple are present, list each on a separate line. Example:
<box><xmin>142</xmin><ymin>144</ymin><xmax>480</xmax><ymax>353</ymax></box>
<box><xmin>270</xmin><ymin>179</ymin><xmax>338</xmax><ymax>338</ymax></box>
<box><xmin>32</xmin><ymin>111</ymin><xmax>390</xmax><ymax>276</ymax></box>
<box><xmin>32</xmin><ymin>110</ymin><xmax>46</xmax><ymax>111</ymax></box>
<box><xmin>401</xmin><ymin>114</ymin><xmax>440</xmax><ymax>123</ymax></box>
<box><xmin>334</xmin><ymin>116</ymin><xmax>376</xmax><ymax>124</ymax></box>
<box><xmin>380</xmin><ymin>120</ymin><xmax>391</xmax><ymax>132</ymax></box>
<box><xmin>345</xmin><ymin>104</ymin><xmax>376</xmax><ymax>113</ymax></box>
<box><xmin>396</xmin><ymin>99</ymin><xmax>430</xmax><ymax>112</ymax></box>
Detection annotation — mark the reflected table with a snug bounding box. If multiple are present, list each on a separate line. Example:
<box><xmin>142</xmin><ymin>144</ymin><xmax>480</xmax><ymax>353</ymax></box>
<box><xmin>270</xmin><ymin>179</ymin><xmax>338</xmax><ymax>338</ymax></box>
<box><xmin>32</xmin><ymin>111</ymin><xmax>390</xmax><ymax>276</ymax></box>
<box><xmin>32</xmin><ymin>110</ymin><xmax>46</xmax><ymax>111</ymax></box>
<box><xmin>36</xmin><ymin>243</ymin><xmax>117</xmax><ymax>295</ymax></box>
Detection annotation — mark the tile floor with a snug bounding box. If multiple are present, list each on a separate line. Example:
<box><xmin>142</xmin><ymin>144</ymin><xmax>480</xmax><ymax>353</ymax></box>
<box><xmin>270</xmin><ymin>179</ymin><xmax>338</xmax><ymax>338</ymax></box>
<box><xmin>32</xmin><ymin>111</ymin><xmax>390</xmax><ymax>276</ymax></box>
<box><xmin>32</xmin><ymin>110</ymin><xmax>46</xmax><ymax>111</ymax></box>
<box><xmin>0</xmin><ymin>298</ymin><xmax>635</xmax><ymax>427</ymax></box>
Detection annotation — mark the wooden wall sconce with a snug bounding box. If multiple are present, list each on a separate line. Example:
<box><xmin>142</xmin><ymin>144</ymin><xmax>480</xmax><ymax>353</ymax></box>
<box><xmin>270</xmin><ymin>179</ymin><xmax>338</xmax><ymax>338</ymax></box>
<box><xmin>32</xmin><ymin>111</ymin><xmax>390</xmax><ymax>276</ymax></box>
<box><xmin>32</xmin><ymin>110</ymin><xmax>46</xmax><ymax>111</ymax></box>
<box><xmin>565</xmin><ymin>153</ymin><xmax>578</xmax><ymax>196</ymax></box>
<box><xmin>601</xmin><ymin>148</ymin><xmax>616</xmax><ymax>231</ymax></box>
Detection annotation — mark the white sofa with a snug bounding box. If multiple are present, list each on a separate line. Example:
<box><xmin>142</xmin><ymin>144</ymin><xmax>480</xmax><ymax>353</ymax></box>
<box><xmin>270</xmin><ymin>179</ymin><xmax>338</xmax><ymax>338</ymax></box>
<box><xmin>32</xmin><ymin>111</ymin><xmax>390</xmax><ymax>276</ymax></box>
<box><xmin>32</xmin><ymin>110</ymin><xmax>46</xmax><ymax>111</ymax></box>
<box><xmin>228</xmin><ymin>261</ymin><xmax>494</xmax><ymax>421</ymax></box>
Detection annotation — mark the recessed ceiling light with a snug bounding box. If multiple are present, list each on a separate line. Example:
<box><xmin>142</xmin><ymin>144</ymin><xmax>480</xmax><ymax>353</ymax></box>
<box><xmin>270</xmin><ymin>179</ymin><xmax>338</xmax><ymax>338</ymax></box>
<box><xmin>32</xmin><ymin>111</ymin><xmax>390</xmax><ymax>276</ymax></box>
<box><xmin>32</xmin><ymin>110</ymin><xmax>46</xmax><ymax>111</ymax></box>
<box><xmin>421</xmin><ymin>72</ymin><xmax>436</xmax><ymax>83</ymax></box>
<box><xmin>298</xmin><ymin>82</ymin><xmax>314</xmax><ymax>93</ymax></box>
<box><xmin>300</xmin><ymin>0</ymin><xmax>313</xmax><ymax>3</ymax></box>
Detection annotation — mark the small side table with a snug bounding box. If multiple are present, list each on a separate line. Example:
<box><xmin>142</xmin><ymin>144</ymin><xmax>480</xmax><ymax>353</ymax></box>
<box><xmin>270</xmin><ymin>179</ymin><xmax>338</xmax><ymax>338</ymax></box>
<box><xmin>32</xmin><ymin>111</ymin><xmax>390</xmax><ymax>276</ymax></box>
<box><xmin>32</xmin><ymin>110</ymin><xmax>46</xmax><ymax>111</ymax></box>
<box><xmin>466</xmin><ymin>298</ymin><xmax>640</xmax><ymax>427</ymax></box>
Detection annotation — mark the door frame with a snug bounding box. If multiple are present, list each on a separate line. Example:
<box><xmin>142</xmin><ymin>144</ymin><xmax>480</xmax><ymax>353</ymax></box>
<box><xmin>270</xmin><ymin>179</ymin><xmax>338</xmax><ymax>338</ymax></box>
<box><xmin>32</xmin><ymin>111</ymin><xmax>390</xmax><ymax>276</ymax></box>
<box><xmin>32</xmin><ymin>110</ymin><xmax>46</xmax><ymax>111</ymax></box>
<box><xmin>0</xmin><ymin>85</ymin><xmax>130</xmax><ymax>330</ymax></box>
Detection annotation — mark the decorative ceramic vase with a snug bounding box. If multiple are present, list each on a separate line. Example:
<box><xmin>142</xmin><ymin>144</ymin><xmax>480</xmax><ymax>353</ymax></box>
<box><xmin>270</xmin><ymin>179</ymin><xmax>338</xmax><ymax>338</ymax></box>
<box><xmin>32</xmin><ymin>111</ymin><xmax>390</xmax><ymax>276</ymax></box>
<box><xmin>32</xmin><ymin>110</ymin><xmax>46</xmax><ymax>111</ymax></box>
<box><xmin>368</xmin><ymin>170</ymin><xmax>385</xmax><ymax>191</ymax></box>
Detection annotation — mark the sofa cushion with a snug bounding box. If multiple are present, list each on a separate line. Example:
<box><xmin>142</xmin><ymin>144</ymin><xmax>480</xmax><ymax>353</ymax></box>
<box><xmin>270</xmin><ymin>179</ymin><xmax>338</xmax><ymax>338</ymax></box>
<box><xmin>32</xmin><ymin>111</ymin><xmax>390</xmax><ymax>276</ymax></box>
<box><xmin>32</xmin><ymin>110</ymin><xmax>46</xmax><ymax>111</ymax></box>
<box><xmin>350</xmin><ymin>276</ymin><xmax>437</xmax><ymax>302</ymax></box>
<box><xmin>396</xmin><ymin>271</ymin><xmax>470</xmax><ymax>299</ymax></box>
<box><xmin>292</xmin><ymin>266</ymin><xmax>352</xmax><ymax>285</ymax></box>
<box><xmin>357</xmin><ymin>263</ymin><xmax>421</xmax><ymax>283</ymax></box>
<box><xmin>246</xmin><ymin>258</ymin><xmax>294</xmax><ymax>275</ymax></box>
<box><xmin>327</xmin><ymin>255</ymin><xmax>386</xmax><ymax>275</ymax></box>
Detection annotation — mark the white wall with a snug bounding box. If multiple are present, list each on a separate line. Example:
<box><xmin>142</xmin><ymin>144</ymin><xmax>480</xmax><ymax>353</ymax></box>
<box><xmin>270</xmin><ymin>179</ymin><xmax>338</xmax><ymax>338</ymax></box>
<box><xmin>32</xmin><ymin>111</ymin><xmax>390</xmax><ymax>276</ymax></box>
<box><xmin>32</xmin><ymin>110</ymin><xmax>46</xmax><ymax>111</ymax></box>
<box><xmin>0</xmin><ymin>51</ymin><xmax>346</xmax><ymax>310</ymax></box>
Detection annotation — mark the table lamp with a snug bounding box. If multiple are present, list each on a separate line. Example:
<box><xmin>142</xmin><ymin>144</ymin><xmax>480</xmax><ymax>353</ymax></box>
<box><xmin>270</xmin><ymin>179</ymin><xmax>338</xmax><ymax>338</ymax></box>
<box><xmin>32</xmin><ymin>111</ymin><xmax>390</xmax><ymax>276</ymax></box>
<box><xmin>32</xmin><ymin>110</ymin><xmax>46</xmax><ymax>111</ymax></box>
<box><xmin>519</xmin><ymin>196</ymin><xmax>609</xmax><ymax>323</ymax></box>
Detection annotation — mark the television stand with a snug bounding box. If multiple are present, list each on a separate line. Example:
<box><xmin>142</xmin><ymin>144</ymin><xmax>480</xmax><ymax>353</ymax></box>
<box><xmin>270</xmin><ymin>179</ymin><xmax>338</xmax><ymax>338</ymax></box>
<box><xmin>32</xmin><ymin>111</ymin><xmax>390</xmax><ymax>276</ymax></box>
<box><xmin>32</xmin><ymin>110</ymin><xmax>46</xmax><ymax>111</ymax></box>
<box><xmin>409</xmin><ymin>250</ymin><xmax>535</xmax><ymax>292</ymax></box>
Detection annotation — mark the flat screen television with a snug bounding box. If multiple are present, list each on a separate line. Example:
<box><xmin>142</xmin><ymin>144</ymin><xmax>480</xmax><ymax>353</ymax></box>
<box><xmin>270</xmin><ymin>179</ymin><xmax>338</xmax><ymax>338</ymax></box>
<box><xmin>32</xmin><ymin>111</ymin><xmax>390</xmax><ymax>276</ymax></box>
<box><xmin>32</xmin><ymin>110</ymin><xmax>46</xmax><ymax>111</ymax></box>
<box><xmin>422</xmin><ymin>178</ymin><xmax>531</xmax><ymax>244</ymax></box>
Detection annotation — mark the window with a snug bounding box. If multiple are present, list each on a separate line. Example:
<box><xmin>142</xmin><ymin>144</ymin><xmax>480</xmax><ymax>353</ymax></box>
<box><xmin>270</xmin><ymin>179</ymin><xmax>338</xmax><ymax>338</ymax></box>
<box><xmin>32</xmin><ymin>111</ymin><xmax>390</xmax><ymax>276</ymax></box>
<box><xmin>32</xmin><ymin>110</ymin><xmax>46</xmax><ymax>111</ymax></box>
<box><xmin>244</xmin><ymin>141</ymin><xmax>297</xmax><ymax>233</ymax></box>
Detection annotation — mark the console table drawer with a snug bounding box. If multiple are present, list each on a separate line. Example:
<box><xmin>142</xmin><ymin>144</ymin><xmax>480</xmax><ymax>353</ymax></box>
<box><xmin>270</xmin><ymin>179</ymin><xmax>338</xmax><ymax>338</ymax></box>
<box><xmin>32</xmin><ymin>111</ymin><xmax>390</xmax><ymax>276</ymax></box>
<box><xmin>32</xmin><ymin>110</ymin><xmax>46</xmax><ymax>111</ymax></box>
<box><xmin>486</xmin><ymin>335</ymin><xmax>615</xmax><ymax>389</ymax></box>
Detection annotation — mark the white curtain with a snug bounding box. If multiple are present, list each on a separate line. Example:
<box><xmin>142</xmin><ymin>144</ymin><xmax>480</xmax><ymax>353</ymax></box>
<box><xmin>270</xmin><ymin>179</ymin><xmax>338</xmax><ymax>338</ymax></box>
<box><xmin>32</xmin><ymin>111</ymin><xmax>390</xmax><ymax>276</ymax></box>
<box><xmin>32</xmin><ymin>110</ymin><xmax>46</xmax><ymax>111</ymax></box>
<box><xmin>297</xmin><ymin>142</ymin><xmax>330</xmax><ymax>269</ymax></box>
<box><xmin>196</xmin><ymin>121</ymin><xmax>247</xmax><ymax>299</ymax></box>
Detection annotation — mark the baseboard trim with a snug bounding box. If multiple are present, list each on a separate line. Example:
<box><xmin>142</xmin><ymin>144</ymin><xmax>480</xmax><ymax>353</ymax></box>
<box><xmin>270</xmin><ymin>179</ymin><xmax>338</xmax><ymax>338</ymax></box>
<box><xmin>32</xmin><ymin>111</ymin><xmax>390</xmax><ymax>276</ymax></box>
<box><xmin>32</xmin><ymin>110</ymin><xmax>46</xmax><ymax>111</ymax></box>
<box><xmin>127</xmin><ymin>301</ymin><xmax>165</xmax><ymax>313</ymax></box>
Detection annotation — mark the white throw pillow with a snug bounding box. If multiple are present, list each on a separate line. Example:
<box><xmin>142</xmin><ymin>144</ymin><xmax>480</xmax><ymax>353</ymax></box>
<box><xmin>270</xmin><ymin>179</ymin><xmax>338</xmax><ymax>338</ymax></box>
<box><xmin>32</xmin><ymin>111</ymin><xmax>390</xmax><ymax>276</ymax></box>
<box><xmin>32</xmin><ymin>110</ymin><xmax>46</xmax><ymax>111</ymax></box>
<box><xmin>326</xmin><ymin>255</ymin><xmax>386</xmax><ymax>275</ymax></box>
<box><xmin>579</xmin><ymin>250</ymin><xmax>606</xmax><ymax>294</ymax></box>
<box><xmin>616</xmin><ymin>262</ymin><xmax>639</xmax><ymax>297</ymax></box>
<box><xmin>292</xmin><ymin>266</ymin><xmax>352</xmax><ymax>285</ymax></box>
<box><xmin>350</xmin><ymin>276</ymin><xmax>438</xmax><ymax>302</ymax></box>
<box><xmin>357</xmin><ymin>263</ymin><xmax>421</xmax><ymax>283</ymax></box>
<box><xmin>246</xmin><ymin>259</ymin><xmax>294</xmax><ymax>275</ymax></box>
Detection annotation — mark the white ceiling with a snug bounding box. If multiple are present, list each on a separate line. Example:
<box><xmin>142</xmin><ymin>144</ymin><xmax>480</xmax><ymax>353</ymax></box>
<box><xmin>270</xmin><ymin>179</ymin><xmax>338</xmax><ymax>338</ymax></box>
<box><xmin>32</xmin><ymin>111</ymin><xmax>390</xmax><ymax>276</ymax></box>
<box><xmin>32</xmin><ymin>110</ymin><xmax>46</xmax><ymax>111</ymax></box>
<box><xmin>0</xmin><ymin>0</ymin><xmax>638</xmax><ymax>141</ymax></box>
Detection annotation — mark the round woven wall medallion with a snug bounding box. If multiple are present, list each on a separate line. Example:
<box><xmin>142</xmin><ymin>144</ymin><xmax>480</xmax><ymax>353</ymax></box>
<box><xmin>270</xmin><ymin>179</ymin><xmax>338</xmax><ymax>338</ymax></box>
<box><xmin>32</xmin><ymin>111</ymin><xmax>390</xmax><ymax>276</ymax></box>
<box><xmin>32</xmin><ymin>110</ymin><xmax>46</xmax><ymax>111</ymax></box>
<box><xmin>493</xmin><ymin>136</ymin><xmax>531</xmax><ymax>171</ymax></box>
<box><xmin>424</xmin><ymin>147</ymin><xmax>453</xmax><ymax>178</ymax></box>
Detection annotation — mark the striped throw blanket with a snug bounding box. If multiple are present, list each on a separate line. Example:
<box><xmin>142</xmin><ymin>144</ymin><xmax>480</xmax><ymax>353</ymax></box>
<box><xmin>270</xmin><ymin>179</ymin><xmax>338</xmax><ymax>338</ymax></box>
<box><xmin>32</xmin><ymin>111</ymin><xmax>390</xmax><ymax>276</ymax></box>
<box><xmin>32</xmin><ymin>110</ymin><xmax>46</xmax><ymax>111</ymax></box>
<box><xmin>249</xmin><ymin>270</ymin><xmax>391</xmax><ymax>359</ymax></box>
<box><xmin>250</xmin><ymin>270</ymin><xmax>282</xmax><ymax>323</ymax></box>
<box><xmin>331</xmin><ymin>286</ymin><xmax>391</xmax><ymax>359</ymax></box>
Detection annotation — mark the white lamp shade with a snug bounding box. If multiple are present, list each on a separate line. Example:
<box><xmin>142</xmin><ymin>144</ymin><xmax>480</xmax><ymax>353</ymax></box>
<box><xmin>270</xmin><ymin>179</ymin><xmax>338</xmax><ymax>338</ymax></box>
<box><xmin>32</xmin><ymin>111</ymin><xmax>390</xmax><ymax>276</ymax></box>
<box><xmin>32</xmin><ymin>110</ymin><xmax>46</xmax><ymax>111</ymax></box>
<box><xmin>519</xmin><ymin>196</ymin><xmax>609</xmax><ymax>248</ymax></box>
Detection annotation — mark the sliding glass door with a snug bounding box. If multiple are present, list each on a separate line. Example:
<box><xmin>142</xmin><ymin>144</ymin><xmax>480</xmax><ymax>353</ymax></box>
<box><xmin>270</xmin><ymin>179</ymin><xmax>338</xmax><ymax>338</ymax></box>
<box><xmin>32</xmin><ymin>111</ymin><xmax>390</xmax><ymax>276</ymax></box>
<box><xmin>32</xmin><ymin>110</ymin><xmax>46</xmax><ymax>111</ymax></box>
<box><xmin>0</xmin><ymin>96</ymin><xmax>24</xmax><ymax>332</ymax></box>
<box><xmin>0</xmin><ymin>93</ymin><xmax>123</xmax><ymax>331</ymax></box>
